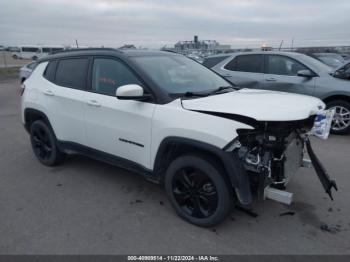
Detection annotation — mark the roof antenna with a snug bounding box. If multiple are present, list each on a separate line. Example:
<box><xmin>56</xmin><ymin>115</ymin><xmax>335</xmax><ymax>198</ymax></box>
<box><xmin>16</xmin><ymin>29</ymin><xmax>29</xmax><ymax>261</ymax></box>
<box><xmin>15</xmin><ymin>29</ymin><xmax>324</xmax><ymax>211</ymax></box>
<box><xmin>279</xmin><ymin>40</ymin><xmax>284</xmax><ymax>51</ymax></box>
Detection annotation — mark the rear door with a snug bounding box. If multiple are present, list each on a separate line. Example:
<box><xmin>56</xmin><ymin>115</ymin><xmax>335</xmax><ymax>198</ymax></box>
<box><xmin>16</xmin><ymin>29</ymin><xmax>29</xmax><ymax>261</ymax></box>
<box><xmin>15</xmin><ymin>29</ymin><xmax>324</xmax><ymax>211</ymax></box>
<box><xmin>218</xmin><ymin>54</ymin><xmax>264</xmax><ymax>88</ymax></box>
<box><xmin>84</xmin><ymin>57</ymin><xmax>155</xmax><ymax>168</ymax></box>
<box><xmin>41</xmin><ymin>57</ymin><xmax>89</xmax><ymax>145</ymax></box>
<box><xmin>260</xmin><ymin>54</ymin><xmax>316</xmax><ymax>96</ymax></box>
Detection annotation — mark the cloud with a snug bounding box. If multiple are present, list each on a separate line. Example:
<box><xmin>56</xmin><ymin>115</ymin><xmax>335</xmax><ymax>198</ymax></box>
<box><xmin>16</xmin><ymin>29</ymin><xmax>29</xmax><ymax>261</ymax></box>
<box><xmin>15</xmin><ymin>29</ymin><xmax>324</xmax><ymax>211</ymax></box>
<box><xmin>0</xmin><ymin>0</ymin><xmax>349</xmax><ymax>48</ymax></box>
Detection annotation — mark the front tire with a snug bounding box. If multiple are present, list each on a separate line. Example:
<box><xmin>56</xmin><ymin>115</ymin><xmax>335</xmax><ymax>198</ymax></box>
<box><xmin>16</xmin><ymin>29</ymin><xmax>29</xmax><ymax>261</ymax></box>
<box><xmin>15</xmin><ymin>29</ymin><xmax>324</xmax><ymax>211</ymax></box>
<box><xmin>30</xmin><ymin>120</ymin><xmax>65</xmax><ymax>166</ymax></box>
<box><xmin>327</xmin><ymin>100</ymin><xmax>350</xmax><ymax>135</ymax></box>
<box><xmin>164</xmin><ymin>154</ymin><xmax>233</xmax><ymax>227</ymax></box>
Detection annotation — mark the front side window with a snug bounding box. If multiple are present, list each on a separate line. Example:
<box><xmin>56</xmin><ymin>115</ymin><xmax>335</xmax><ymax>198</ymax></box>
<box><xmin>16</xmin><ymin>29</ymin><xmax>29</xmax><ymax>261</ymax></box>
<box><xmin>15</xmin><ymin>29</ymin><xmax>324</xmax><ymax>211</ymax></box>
<box><xmin>132</xmin><ymin>55</ymin><xmax>230</xmax><ymax>95</ymax></box>
<box><xmin>224</xmin><ymin>55</ymin><xmax>264</xmax><ymax>73</ymax></box>
<box><xmin>92</xmin><ymin>58</ymin><xmax>142</xmax><ymax>96</ymax></box>
<box><xmin>55</xmin><ymin>58</ymin><xmax>89</xmax><ymax>89</ymax></box>
<box><xmin>267</xmin><ymin>55</ymin><xmax>308</xmax><ymax>76</ymax></box>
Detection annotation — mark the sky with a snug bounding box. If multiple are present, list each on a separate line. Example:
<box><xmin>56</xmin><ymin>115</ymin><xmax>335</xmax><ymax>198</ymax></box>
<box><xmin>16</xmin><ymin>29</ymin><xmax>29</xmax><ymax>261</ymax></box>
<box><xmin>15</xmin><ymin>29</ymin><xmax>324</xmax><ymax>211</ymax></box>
<box><xmin>1</xmin><ymin>0</ymin><xmax>350</xmax><ymax>49</ymax></box>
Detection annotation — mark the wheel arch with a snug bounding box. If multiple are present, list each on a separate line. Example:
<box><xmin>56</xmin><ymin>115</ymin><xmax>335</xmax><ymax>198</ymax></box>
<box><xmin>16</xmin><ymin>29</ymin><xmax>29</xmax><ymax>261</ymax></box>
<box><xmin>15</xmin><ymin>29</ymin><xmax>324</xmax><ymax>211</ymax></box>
<box><xmin>323</xmin><ymin>94</ymin><xmax>350</xmax><ymax>105</ymax></box>
<box><xmin>153</xmin><ymin>136</ymin><xmax>252</xmax><ymax>205</ymax></box>
<box><xmin>24</xmin><ymin>108</ymin><xmax>53</xmax><ymax>133</ymax></box>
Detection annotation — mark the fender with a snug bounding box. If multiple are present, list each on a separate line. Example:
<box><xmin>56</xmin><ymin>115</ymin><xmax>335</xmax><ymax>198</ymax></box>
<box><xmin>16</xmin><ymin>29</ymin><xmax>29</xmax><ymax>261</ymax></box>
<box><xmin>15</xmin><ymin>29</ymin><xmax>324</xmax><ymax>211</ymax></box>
<box><xmin>153</xmin><ymin>136</ymin><xmax>252</xmax><ymax>205</ymax></box>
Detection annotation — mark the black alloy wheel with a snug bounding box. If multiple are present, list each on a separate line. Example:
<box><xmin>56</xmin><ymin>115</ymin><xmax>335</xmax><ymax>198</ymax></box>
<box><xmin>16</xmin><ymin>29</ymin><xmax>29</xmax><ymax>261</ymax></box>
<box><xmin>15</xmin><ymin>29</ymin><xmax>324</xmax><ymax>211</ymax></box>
<box><xmin>172</xmin><ymin>167</ymin><xmax>218</xmax><ymax>219</ymax></box>
<box><xmin>165</xmin><ymin>154</ymin><xmax>233</xmax><ymax>227</ymax></box>
<box><xmin>30</xmin><ymin>120</ymin><xmax>64</xmax><ymax>166</ymax></box>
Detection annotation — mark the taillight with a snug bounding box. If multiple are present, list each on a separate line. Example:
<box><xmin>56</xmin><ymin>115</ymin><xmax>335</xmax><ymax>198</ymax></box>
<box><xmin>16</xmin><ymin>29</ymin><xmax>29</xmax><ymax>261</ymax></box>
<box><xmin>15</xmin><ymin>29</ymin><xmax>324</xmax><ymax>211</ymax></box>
<box><xmin>20</xmin><ymin>84</ymin><xmax>25</xmax><ymax>96</ymax></box>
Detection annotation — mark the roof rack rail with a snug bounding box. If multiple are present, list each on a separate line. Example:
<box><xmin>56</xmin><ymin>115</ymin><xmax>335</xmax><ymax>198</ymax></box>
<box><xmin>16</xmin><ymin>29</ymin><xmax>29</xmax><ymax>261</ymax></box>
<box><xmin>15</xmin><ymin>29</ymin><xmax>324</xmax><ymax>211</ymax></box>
<box><xmin>51</xmin><ymin>47</ymin><xmax>120</xmax><ymax>55</ymax></box>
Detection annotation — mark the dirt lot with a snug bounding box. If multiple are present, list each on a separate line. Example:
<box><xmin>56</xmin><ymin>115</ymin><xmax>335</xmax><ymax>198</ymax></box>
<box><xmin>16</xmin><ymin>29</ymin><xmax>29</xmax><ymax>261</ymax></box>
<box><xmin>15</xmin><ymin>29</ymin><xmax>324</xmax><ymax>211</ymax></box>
<box><xmin>0</xmin><ymin>77</ymin><xmax>349</xmax><ymax>254</ymax></box>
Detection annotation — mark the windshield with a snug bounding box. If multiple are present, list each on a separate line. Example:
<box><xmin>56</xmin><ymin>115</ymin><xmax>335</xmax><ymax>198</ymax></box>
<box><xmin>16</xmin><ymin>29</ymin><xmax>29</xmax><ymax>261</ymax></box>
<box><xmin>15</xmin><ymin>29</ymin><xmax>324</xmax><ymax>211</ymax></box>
<box><xmin>298</xmin><ymin>54</ymin><xmax>333</xmax><ymax>73</ymax></box>
<box><xmin>132</xmin><ymin>55</ymin><xmax>231</xmax><ymax>95</ymax></box>
<box><xmin>317</xmin><ymin>57</ymin><xmax>344</xmax><ymax>68</ymax></box>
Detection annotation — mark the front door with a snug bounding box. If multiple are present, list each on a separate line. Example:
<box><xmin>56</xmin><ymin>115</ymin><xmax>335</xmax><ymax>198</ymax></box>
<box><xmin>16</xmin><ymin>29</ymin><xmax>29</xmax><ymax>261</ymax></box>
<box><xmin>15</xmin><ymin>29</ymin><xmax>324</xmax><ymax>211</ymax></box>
<box><xmin>84</xmin><ymin>57</ymin><xmax>155</xmax><ymax>168</ymax></box>
<box><xmin>260</xmin><ymin>54</ymin><xmax>316</xmax><ymax>96</ymax></box>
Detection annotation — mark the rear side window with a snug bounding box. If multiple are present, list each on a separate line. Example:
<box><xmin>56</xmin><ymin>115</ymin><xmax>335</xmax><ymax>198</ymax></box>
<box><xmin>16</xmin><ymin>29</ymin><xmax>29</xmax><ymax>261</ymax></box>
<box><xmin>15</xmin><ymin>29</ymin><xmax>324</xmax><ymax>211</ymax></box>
<box><xmin>92</xmin><ymin>58</ymin><xmax>142</xmax><ymax>96</ymax></box>
<box><xmin>202</xmin><ymin>56</ymin><xmax>229</xmax><ymax>68</ymax></box>
<box><xmin>43</xmin><ymin>60</ymin><xmax>57</xmax><ymax>81</ymax></box>
<box><xmin>55</xmin><ymin>58</ymin><xmax>89</xmax><ymax>90</ymax></box>
<box><xmin>224</xmin><ymin>55</ymin><xmax>264</xmax><ymax>73</ymax></box>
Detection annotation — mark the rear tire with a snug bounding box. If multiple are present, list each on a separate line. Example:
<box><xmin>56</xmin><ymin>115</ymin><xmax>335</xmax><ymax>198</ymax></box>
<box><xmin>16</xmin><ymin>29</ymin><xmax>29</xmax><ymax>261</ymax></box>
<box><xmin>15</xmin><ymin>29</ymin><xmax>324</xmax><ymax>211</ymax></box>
<box><xmin>326</xmin><ymin>100</ymin><xmax>350</xmax><ymax>135</ymax></box>
<box><xmin>30</xmin><ymin>120</ymin><xmax>65</xmax><ymax>166</ymax></box>
<box><xmin>164</xmin><ymin>154</ymin><xmax>233</xmax><ymax>227</ymax></box>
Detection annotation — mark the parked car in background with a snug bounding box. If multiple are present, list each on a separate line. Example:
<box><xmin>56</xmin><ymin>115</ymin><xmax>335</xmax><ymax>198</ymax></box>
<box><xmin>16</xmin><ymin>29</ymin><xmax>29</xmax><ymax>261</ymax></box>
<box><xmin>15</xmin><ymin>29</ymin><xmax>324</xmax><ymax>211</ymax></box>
<box><xmin>204</xmin><ymin>51</ymin><xmax>350</xmax><ymax>134</ymax></box>
<box><xmin>40</xmin><ymin>46</ymin><xmax>64</xmax><ymax>57</ymax></box>
<box><xmin>333</xmin><ymin>61</ymin><xmax>350</xmax><ymax>80</ymax></box>
<box><xmin>19</xmin><ymin>62</ymin><xmax>37</xmax><ymax>83</ymax></box>
<box><xmin>311</xmin><ymin>53</ymin><xmax>346</xmax><ymax>68</ymax></box>
<box><xmin>340</xmin><ymin>54</ymin><xmax>350</xmax><ymax>61</ymax></box>
<box><xmin>12</xmin><ymin>46</ymin><xmax>41</xmax><ymax>60</ymax></box>
<box><xmin>12</xmin><ymin>45</ymin><xmax>64</xmax><ymax>60</ymax></box>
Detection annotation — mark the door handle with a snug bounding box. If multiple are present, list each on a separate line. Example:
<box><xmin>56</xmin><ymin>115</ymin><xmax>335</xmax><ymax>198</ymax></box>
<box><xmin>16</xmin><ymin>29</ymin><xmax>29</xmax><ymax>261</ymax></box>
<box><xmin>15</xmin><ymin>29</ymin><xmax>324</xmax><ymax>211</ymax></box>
<box><xmin>43</xmin><ymin>90</ymin><xmax>54</xmax><ymax>96</ymax></box>
<box><xmin>265</xmin><ymin>77</ymin><xmax>277</xmax><ymax>82</ymax></box>
<box><xmin>87</xmin><ymin>100</ymin><xmax>101</xmax><ymax>107</ymax></box>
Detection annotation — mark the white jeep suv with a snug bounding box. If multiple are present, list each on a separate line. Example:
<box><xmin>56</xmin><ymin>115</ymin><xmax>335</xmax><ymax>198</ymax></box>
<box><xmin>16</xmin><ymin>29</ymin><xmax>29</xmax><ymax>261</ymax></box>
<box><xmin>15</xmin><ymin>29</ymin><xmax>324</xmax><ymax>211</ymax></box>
<box><xmin>21</xmin><ymin>48</ymin><xmax>337</xmax><ymax>227</ymax></box>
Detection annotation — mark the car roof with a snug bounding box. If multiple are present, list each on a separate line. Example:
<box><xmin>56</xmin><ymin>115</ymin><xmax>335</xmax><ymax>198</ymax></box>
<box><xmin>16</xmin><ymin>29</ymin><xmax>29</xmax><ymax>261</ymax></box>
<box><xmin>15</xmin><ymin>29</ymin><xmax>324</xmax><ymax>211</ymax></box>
<box><xmin>38</xmin><ymin>48</ymin><xmax>181</xmax><ymax>62</ymax></box>
<box><xmin>205</xmin><ymin>51</ymin><xmax>307</xmax><ymax>59</ymax></box>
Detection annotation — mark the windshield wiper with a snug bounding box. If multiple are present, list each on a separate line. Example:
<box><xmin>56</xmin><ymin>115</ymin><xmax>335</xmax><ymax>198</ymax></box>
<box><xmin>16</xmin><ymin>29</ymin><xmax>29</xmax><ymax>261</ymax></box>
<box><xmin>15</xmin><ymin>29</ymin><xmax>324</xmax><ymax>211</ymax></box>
<box><xmin>183</xmin><ymin>91</ymin><xmax>208</xmax><ymax>97</ymax></box>
<box><xmin>182</xmin><ymin>86</ymin><xmax>236</xmax><ymax>98</ymax></box>
<box><xmin>209</xmin><ymin>86</ymin><xmax>237</xmax><ymax>95</ymax></box>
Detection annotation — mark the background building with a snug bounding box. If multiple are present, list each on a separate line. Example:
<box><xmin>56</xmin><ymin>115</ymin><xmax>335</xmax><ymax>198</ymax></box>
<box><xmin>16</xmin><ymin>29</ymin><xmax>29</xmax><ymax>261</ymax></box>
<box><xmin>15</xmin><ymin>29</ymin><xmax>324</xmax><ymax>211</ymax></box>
<box><xmin>174</xmin><ymin>36</ymin><xmax>231</xmax><ymax>55</ymax></box>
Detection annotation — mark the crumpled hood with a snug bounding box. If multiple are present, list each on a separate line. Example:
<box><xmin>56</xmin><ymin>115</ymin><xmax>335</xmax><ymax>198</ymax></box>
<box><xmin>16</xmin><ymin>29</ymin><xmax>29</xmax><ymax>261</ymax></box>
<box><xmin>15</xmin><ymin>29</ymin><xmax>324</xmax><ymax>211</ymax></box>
<box><xmin>182</xmin><ymin>89</ymin><xmax>325</xmax><ymax>121</ymax></box>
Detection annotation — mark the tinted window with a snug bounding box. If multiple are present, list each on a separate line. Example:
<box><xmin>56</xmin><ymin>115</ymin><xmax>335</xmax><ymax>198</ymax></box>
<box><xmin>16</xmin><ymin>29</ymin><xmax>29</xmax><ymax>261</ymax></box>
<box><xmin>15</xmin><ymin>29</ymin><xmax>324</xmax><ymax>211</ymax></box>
<box><xmin>267</xmin><ymin>55</ymin><xmax>308</xmax><ymax>76</ymax></box>
<box><xmin>55</xmin><ymin>58</ymin><xmax>88</xmax><ymax>89</ymax></box>
<box><xmin>22</xmin><ymin>47</ymin><xmax>39</xmax><ymax>52</ymax></box>
<box><xmin>92</xmin><ymin>58</ymin><xmax>142</xmax><ymax>96</ymax></box>
<box><xmin>51</xmin><ymin>48</ymin><xmax>64</xmax><ymax>52</ymax></box>
<box><xmin>42</xmin><ymin>47</ymin><xmax>64</xmax><ymax>53</ymax></box>
<box><xmin>43</xmin><ymin>60</ymin><xmax>57</xmax><ymax>81</ymax></box>
<box><xmin>42</xmin><ymin>48</ymin><xmax>51</xmax><ymax>53</ymax></box>
<box><xmin>202</xmin><ymin>56</ymin><xmax>229</xmax><ymax>68</ymax></box>
<box><xmin>225</xmin><ymin>55</ymin><xmax>263</xmax><ymax>73</ymax></box>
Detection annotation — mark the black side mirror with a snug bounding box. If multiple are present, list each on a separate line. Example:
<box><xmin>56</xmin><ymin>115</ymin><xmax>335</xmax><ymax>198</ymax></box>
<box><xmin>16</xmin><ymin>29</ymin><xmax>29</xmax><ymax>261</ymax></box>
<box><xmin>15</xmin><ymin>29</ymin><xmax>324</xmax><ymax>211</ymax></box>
<box><xmin>297</xmin><ymin>69</ymin><xmax>315</xmax><ymax>78</ymax></box>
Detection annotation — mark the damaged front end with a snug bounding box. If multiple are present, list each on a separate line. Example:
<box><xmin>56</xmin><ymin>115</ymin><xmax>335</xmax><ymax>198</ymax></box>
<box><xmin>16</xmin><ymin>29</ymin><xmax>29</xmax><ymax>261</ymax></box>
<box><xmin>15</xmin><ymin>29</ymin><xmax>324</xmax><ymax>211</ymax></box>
<box><xmin>227</xmin><ymin>116</ymin><xmax>337</xmax><ymax>204</ymax></box>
